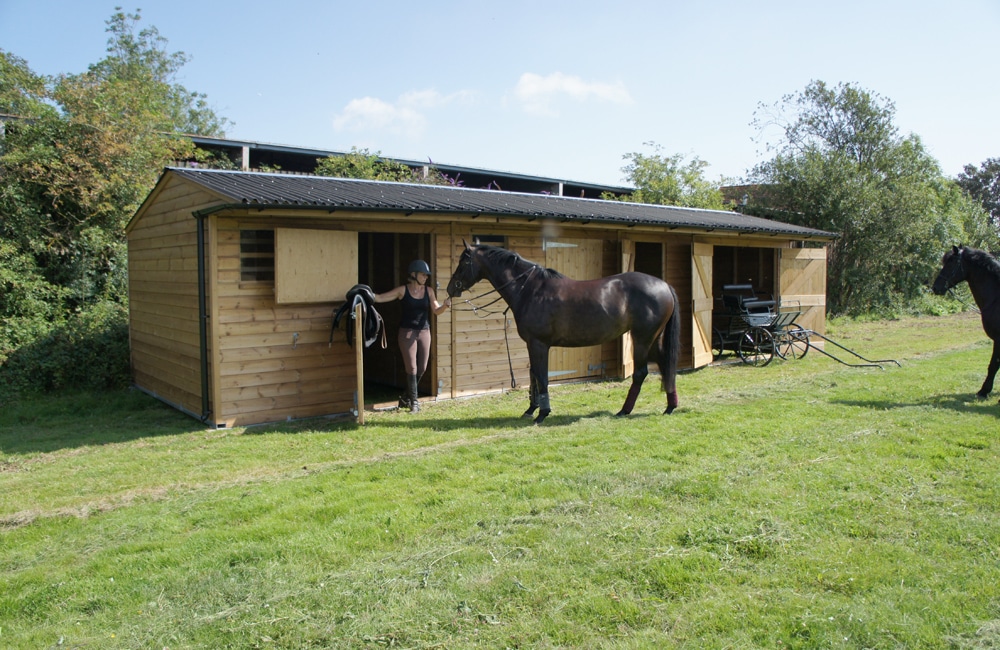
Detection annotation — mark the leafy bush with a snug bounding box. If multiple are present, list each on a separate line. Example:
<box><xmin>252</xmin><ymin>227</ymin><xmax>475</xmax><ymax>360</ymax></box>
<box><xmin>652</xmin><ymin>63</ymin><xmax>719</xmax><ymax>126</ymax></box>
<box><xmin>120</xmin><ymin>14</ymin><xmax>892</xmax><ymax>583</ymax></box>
<box><xmin>0</xmin><ymin>301</ymin><xmax>130</xmax><ymax>400</ymax></box>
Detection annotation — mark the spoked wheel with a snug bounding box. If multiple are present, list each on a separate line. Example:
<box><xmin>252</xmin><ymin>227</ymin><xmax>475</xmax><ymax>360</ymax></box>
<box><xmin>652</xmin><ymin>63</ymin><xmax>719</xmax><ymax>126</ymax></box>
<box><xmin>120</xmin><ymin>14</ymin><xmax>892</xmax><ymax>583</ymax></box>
<box><xmin>776</xmin><ymin>324</ymin><xmax>810</xmax><ymax>360</ymax></box>
<box><xmin>738</xmin><ymin>327</ymin><xmax>774</xmax><ymax>367</ymax></box>
<box><xmin>712</xmin><ymin>327</ymin><xmax>726</xmax><ymax>361</ymax></box>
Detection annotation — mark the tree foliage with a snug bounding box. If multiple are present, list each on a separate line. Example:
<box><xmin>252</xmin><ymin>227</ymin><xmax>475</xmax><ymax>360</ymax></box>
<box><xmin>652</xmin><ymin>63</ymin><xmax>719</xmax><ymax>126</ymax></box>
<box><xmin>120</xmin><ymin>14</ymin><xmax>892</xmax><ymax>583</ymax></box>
<box><xmin>314</xmin><ymin>147</ymin><xmax>421</xmax><ymax>182</ymax></box>
<box><xmin>0</xmin><ymin>9</ymin><xmax>228</xmax><ymax>395</ymax></box>
<box><xmin>748</xmin><ymin>81</ymin><xmax>997</xmax><ymax>315</ymax></box>
<box><xmin>608</xmin><ymin>143</ymin><xmax>725</xmax><ymax>209</ymax></box>
<box><xmin>956</xmin><ymin>158</ymin><xmax>1000</xmax><ymax>230</ymax></box>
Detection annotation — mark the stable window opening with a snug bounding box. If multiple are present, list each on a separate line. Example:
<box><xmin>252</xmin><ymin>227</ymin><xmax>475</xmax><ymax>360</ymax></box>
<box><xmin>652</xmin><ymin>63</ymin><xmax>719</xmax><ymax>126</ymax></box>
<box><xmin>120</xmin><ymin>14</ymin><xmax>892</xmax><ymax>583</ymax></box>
<box><xmin>240</xmin><ymin>229</ymin><xmax>275</xmax><ymax>282</ymax></box>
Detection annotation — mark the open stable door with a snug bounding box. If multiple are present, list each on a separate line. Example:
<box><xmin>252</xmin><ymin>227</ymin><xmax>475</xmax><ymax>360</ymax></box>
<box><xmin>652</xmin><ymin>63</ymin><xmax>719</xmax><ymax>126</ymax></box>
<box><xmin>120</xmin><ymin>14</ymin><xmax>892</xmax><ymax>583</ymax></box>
<box><xmin>620</xmin><ymin>239</ymin><xmax>635</xmax><ymax>378</ymax></box>
<box><xmin>691</xmin><ymin>242</ymin><xmax>714</xmax><ymax>367</ymax></box>
<box><xmin>273</xmin><ymin>229</ymin><xmax>357</xmax><ymax>303</ymax></box>
<box><xmin>779</xmin><ymin>247</ymin><xmax>827</xmax><ymax>338</ymax></box>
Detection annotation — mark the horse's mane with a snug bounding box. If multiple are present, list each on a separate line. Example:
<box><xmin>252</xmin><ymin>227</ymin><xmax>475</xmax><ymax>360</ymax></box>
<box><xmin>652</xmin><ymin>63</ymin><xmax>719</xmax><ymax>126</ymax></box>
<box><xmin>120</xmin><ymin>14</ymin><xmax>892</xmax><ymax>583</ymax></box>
<box><xmin>963</xmin><ymin>247</ymin><xmax>1000</xmax><ymax>283</ymax></box>
<box><xmin>477</xmin><ymin>244</ymin><xmax>566</xmax><ymax>280</ymax></box>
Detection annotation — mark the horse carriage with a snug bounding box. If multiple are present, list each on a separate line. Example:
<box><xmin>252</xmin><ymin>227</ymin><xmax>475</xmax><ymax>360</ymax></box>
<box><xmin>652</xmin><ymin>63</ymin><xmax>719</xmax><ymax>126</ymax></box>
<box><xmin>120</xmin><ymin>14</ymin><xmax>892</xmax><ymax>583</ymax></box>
<box><xmin>712</xmin><ymin>284</ymin><xmax>810</xmax><ymax>366</ymax></box>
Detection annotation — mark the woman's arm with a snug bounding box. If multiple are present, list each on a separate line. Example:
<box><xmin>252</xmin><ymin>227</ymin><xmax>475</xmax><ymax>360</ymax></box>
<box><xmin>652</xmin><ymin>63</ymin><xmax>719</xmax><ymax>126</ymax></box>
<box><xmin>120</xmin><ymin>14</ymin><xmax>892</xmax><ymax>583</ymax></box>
<box><xmin>427</xmin><ymin>288</ymin><xmax>451</xmax><ymax>315</ymax></box>
<box><xmin>373</xmin><ymin>285</ymin><xmax>404</xmax><ymax>303</ymax></box>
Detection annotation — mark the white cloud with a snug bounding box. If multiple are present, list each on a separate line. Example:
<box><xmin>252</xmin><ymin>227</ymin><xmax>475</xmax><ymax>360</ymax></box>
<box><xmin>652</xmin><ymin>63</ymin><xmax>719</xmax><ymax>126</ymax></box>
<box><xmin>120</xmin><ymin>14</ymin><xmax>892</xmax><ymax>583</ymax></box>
<box><xmin>513</xmin><ymin>72</ymin><xmax>633</xmax><ymax>116</ymax></box>
<box><xmin>333</xmin><ymin>90</ymin><xmax>476</xmax><ymax>137</ymax></box>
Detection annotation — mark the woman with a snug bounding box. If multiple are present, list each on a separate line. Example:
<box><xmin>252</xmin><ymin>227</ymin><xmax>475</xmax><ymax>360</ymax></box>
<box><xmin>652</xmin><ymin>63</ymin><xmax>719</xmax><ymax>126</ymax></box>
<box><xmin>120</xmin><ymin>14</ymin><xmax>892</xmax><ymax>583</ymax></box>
<box><xmin>373</xmin><ymin>259</ymin><xmax>451</xmax><ymax>412</ymax></box>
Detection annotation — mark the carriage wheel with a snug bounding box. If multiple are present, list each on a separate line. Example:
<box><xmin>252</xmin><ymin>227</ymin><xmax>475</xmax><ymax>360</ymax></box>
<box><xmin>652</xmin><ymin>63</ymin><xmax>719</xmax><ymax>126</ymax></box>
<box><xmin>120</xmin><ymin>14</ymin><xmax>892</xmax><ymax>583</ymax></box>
<box><xmin>738</xmin><ymin>327</ymin><xmax>774</xmax><ymax>367</ymax></box>
<box><xmin>712</xmin><ymin>328</ymin><xmax>726</xmax><ymax>361</ymax></box>
<box><xmin>776</xmin><ymin>324</ymin><xmax>810</xmax><ymax>360</ymax></box>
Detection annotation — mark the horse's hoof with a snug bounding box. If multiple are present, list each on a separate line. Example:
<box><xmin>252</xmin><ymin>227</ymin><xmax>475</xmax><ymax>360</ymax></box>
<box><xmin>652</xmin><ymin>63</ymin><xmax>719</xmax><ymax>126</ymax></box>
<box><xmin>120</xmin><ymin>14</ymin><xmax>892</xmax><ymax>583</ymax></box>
<box><xmin>614</xmin><ymin>409</ymin><xmax>630</xmax><ymax>417</ymax></box>
<box><xmin>976</xmin><ymin>392</ymin><xmax>990</xmax><ymax>399</ymax></box>
<box><xmin>664</xmin><ymin>405</ymin><xmax>676</xmax><ymax>415</ymax></box>
<box><xmin>533</xmin><ymin>410</ymin><xmax>551</xmax><ymax>425</ymax></box>
<box><xmin>521</xmin><ymin>409</ymin><xmax>537</xmax><ymax>419</ymax></box>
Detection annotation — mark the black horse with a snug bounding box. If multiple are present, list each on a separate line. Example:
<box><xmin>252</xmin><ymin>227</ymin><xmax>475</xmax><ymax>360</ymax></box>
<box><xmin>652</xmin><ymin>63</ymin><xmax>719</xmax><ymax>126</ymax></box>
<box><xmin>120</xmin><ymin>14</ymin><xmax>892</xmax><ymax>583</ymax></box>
<box><xmin>446</xmin><ymin>241</ymin><xmax>681</xmax><ymax>424</ymax></box>
<box><xmin>933</xmin><ymin>245</ymin><xmax>1000</xmax><ymax>399</ymax></box>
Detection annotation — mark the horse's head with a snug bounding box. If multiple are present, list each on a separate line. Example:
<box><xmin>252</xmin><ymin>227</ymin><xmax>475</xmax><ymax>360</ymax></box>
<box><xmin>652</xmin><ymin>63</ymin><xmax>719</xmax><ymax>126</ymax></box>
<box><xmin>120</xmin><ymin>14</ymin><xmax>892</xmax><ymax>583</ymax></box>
<box><xmin>932</xmin><ymin>245</ymin><xmax>968</xmax><ymax>295</ymax></box>
<box><xmin>446</xmin><ymin>240</ymin><xmax>485</xmax><ymax>297</ymax></box>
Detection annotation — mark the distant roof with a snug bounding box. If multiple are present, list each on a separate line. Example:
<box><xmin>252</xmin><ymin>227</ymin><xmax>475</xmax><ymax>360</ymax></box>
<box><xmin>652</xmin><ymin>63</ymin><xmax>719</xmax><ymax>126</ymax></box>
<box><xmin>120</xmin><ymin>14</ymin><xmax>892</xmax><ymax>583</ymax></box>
<box><xmin>167</xmin><ymin>167</ymin><xmax>836</xmax><ymax>239</ymax></box>
<box><xmin>185</xmin><ymin>134</ymin><xmax>633</xmax><ymax>198</ymax></box>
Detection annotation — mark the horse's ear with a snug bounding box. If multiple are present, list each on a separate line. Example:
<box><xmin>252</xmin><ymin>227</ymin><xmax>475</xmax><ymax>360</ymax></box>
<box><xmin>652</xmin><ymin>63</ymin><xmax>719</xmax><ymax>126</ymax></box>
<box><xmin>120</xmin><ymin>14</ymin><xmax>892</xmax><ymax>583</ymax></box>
<box><xmin>462</xmin><ymin>238</ymin><xmax>472</xmax><ymax>251</ymax></box>
<box><xmin>953</xmin><ymin>245</ymin><xmax>961</xmax><ymax>254</ymax></box>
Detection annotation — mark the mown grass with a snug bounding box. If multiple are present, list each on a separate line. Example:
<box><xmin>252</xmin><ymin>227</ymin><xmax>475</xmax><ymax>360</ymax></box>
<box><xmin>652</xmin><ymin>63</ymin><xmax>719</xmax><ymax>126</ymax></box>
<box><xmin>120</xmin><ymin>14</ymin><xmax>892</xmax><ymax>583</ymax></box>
<box><xmin>1</xmin><ymin>313</ymin><xmax>998</xmax><ymax>649</ymax></box>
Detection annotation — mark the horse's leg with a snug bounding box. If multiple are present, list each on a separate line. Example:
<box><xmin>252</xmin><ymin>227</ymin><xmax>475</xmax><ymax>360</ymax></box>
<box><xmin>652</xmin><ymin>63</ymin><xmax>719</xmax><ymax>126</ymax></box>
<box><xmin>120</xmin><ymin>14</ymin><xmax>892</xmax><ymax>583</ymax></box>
<box><xmin>526</xmin><ymin>340</ymin><xmax>552</xmax><ymax>424</ymax></box>
<box><xmin>617</xmin><ymin>334</ymin><xmax>653</xmax><ymax>416</ymax></box>
<box><xmin>616</xmin><ymin>364</ymin><xmax>648</xmax><ymax>416</ymax></box>
<box><xmin>522</xmin><ymin>374</ymin><xmax>539</xmax><ymax>419</ymax></box>
<box><xmin>977</xmin><ymin>338</ymin><xmax>1000</xmax><ymax>398</ymax></box>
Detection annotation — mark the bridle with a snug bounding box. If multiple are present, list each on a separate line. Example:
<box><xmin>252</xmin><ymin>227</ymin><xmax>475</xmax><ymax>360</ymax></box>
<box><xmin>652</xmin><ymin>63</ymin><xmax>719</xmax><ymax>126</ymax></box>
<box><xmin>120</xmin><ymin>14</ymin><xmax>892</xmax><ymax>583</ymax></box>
<box><xmin>939</xmin><ymin>250</ymin><xmax>966</xmax><ymax>292</ymax></box>
<box><xmin>450</xmin><ymin>254</ymin><xmax>539</xmax><ymax>317</ymax></box>
<box><xmin>940</xmin><ymin>249</ymin><xmax>981</xmax><ymax>313</ymax></box>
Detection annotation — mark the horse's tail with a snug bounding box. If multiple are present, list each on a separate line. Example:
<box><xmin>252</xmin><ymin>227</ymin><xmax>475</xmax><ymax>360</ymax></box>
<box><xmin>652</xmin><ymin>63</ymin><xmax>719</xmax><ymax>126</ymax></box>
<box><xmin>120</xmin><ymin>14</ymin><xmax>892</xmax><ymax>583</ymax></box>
<box><xmin>658</xmin><ymin>285</ymin><xmax>681</xmax><ymax>414</ymax></box>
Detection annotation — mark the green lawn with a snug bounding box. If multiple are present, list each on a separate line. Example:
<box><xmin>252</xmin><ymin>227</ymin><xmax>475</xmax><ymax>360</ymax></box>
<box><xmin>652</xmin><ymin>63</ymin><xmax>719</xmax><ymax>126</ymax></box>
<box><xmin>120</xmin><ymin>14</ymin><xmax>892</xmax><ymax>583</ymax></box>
<box><xmin>1</xmin><ymin>313</ymin><xmax>998</xmax><ymax>649</ymax></box>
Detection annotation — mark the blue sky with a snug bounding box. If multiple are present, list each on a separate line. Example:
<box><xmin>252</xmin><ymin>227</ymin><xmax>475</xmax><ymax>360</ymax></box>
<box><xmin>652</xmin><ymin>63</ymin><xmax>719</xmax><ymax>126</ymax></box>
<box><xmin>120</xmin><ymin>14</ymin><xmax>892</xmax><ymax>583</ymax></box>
<box><xmin>2</xmin><ymin>0</ymin><xmax>998</xmax><ymax>186</ymax></box>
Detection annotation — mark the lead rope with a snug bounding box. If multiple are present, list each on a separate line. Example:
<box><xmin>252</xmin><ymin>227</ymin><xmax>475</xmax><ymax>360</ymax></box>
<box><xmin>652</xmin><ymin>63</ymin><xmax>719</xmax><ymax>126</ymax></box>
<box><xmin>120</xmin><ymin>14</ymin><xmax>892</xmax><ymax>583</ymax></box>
<box><xmin>947</xmin><ymin>287</ymin><xmax>981</xmax><ymax>314</ymax></box>
<box><xmin>503</xmin><ymin>307</ymin><xmax>517</xmax><ymax>388</ymax></box>
<box><xmin>451</xmin><ymin>266</ymin><xmax>537</xmax><ymax>389</ymax></box>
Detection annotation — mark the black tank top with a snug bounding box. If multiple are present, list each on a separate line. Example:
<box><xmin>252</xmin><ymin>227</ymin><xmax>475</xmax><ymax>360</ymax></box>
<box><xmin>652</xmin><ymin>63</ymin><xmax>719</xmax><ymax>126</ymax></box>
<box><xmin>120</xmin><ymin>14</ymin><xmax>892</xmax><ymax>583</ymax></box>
<box><xmin>399</xmin><ymin>286</ymin><xmax>430</xmax><ymax>330</ymax></box>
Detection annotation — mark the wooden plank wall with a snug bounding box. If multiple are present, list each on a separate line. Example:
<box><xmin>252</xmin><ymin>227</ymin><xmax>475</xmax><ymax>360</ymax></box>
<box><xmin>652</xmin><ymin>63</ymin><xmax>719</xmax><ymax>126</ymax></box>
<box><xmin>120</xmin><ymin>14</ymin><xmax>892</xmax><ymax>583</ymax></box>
<box><xmin>213</xmin><ymin>218</ymin><xmax>358</xmax><ymax>427</ymax></box>
<box><xmin>127</xmin><ymin>176</ymin><xmax>212</xmax><ymax>418</ymax></box>
<box><xmin>436</xmin><ymin>231</ymin><xmax>535</xmax><ymax>399</ymax></box>
<box><xmin>432</xmin><ymin>233</ymin><xmax>455</xmax><ymax>398</ymax></box>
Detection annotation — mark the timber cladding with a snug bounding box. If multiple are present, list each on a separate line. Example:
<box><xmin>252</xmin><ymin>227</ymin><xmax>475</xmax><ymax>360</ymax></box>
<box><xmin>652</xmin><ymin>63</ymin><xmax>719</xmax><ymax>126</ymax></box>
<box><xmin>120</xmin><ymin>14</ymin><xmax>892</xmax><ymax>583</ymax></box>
<box><xmin>127</xmin><ymin>168</ymin><xmax>834</xmax><ymax>427</ymax></box>
<box><xmin>126</xmin><ymin>175</ymin><xmax>212</xmax><ymax>419</ymax></box>
<box><xmin>211</xmin><ymin>218</ymin><xmax>358</xmax><ymax>427</ymax></box>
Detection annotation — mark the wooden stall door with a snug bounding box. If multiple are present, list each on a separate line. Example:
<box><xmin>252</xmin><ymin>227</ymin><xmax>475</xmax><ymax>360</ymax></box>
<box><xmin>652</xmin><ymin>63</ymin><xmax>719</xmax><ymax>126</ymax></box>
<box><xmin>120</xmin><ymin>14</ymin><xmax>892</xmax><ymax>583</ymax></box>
<box><xmin>691</xmin><ymin>242</ymin><xmax>714</xmax><ymax>368</ymax></box>
<box><xmin>779</xmin><ymin>247</ymin><xmax>827</xmax><ymax>339</ymax></box>
<box><xmin>274</xmin><ymin>228</ymin><xmax>357</xmax><ymax>303</ymax></box>
<box><xmin>544</xmin><ymin>239</ymin><xmax>604</xmax><ymax>381</ymax></box>
<box><xmin>620</xmin><ymin>239</ymin><xmax>635</xmax><ymax>379</ymax></box>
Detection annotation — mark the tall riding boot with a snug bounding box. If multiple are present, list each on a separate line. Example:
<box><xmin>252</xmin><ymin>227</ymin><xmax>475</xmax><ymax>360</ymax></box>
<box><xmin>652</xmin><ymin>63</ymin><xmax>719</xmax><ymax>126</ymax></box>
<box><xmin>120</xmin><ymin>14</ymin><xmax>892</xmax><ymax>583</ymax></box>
<box><xmin>408</xmin><ymin>374</ymin><xmax>420</xmax><ymax>413</ymax></box>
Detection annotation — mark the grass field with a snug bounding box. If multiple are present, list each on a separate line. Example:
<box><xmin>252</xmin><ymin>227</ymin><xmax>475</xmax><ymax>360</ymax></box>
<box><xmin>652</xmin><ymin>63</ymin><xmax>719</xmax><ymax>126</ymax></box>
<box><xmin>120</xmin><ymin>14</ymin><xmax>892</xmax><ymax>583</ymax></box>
<box><xmin>1</xmin><ymin>313</ymin><xmax>998</xmax><ymax>649</ymax></box>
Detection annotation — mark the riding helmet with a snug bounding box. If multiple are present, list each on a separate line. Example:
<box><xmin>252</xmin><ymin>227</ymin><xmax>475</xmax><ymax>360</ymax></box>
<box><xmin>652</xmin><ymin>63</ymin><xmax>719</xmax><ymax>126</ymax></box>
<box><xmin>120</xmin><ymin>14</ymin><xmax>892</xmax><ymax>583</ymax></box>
<box><xmin>408</xmin><ymin>259</ymin><xmax>431</xmax><ymax>276</ymax></box>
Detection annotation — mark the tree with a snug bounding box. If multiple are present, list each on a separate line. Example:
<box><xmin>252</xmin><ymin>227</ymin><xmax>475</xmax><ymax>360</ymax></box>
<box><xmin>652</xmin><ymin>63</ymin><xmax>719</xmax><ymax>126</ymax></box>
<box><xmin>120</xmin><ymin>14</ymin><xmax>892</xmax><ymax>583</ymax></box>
<box><xmin>0</xmin><ymin>51</ymin><xmax>55</xmax><ymax>119</ymax></box>
<box><xmin>314</xmin><ymin>147</ymin><xmax>420</xmax><ymax>182</ymax></box>
<box><xmin>314</xmin><ymin>147</ymin><xmax>474</xmax><ymax>187</ymax></box>
<box><xmin>608</xmin><ymin>143</ymin><xmax>725</xmax><ymax>210</ymax></box>
<box><xmin>0</xmin><ymin>9</ymin><xmax>229</xmax><ymax>393</ymax></box>
<box><xmin>748</xmin><ymin>80</ymin><xmax>997</xmax><ymax>315</ymax></box>
<box><xmin>957</xmin><ymin>158</ymin><xmax>1000</xmax><ymax>230</ymax></box>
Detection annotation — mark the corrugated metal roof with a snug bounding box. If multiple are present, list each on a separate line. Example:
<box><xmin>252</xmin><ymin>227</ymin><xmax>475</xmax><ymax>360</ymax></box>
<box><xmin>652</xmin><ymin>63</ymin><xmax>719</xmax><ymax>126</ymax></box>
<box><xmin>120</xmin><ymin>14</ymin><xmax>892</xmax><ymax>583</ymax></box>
<box><xmin>169</xmin><ymin>167</ymin><xmax>836</xmax><ymax>239</ymax></box>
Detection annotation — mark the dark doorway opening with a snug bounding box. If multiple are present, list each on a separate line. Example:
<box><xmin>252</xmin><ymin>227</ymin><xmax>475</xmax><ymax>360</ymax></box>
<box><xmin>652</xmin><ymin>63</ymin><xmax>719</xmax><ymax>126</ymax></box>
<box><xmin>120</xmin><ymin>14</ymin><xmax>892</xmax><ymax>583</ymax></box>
<box><xmin>358</xmin><ymin>232</ymin><xmax>434</xmax><ymax>406</ymax></box>
<box><xmin>634</xmin><ymin>241</ymin><xmax>664</xmax><ymax>278</ymax></box>
<box><xmin>712</xmin><ymin>246</ymin><xmax>776</xmax><ymax>299</ymax></box>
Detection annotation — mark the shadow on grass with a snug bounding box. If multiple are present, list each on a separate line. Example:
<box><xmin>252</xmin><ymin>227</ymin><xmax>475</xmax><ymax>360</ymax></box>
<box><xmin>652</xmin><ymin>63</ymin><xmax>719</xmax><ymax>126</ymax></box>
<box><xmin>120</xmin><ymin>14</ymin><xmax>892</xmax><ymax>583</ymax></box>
<box><xmin>832</xmin><ymin>392</ymin><xmax>1000</xmax><ymax>418</ymax></box>
<box><xmin>248</xmin><ymin>408</ymin><xmax>634</xmax><ymax>436</ymax></box>
<box><xmin>0</xmin><ymin>389</ymin><xmax>207</xmax><ymax>455</ymax></box>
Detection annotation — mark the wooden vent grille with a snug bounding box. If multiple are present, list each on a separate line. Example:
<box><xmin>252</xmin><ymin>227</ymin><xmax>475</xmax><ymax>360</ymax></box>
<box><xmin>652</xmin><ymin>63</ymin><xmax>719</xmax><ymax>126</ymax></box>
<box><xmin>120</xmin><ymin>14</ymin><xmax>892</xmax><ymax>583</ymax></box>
<box><xmin>240</xmin><ymin>229</ymin><xmax>275</xmax><ymax>282</ymax></box>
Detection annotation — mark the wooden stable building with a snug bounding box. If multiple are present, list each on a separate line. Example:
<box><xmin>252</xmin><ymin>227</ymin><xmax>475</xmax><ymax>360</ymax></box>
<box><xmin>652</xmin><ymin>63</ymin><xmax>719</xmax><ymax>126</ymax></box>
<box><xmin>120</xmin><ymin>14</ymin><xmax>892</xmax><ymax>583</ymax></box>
<box><xmin>126</xmin><ymin>168</ymin><xmax>835</xmax><ymax>427</ymax></box>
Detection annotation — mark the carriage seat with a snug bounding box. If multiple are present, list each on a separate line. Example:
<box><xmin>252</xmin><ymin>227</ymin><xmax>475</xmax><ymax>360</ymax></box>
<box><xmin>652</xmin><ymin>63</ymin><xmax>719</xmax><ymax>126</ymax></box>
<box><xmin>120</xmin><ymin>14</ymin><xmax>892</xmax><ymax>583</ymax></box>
<box><xmin>720</xmin><ymin>284</ymin><xmax>774</xmax><ymax>313</ymax></box>
<box><xmin>722</xmin><ymin>294</ymin><xmax>775</xmax><ymax>313</ymax></box>
<box><xmin>741</xmin><ymin>299</ymin><xmax>775</xmax><ymax>313</ymax></box>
